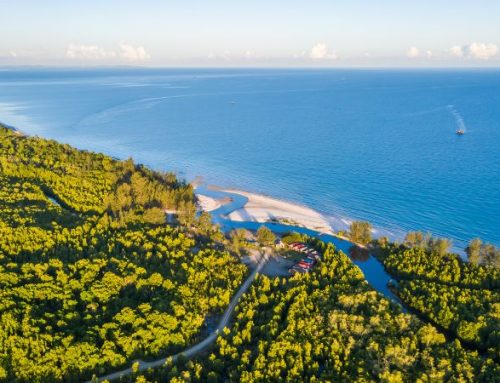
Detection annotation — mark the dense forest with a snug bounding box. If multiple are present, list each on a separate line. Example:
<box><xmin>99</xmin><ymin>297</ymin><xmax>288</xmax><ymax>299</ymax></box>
<box><xmin>376</xmin><ymin>242</ymin><xmax>500</xmax><ymax>360</ymax></box>
<box><xmin>127</xmin><ymin>238</ymin><xmax>498</xmax><ymax>382</ymax></box>
<box><xmin>0</xmin><ymin>126</ymin><xmax>246</xmax><ymax>382</ymax></box>
<box><xmin>0</xmin><ymin>125</ymin><xmax>499</xmax><ymax>382</ymax></box>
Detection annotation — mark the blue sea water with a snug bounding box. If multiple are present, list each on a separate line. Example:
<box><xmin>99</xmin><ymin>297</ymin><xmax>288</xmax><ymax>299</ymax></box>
<box><xmin>1</xmin><ymin>68</ymin><xmax>499</xmax><ymax>250</ymax></box>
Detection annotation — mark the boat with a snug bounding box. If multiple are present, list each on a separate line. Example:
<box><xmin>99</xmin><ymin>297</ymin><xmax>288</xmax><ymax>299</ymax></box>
<box><xmin>456</xmin><ymin>129</ymin><xmax>465</xmax><ymax>135</ymax></box>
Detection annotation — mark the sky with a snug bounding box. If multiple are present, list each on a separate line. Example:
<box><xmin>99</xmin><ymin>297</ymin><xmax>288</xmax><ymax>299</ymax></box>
<box><xmin>1</xmin><ymin>0</ymin><xmax>499</xmax><ymax>67</ymax></box>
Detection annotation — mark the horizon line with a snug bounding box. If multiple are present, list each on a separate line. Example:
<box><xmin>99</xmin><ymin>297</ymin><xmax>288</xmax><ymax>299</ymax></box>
<box><xmin>1</xmin><ymin>65</ymin><xmax>500</xmax><ymax>71</ymax></box>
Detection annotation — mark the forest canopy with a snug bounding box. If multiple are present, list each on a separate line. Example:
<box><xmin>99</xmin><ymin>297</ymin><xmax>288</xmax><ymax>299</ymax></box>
<box><xmin>130</xmin><ymin>238</ymin><xmax>499</xmax><ymax>383</ymax></box>
<box><xmin>0</xmin><ymin>126</ymin><xmax>246</xmax><ymax>382</ymax></box>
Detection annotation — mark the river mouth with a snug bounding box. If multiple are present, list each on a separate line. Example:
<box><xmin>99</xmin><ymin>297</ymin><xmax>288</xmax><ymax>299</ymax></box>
<box><xmin>195</xmin><ymin>185</ymin><xmax>401</xmax><ymax>305</ymax></box>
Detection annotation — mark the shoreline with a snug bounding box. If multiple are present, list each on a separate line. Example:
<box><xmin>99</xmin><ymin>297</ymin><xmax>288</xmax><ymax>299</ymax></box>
<box><xmin>0</xmin><ymin>120</ymin><xmax>24</xmax><ymax>135</ymax></box>
<box><xmin>223</xmin><ymin>188</ymin><xmax>369</xmax><ymax>247</ymax></box>
<box><xmin>0</xmin><ymin>117</ymin><xmax>479</xmax><ymax>253</ymax></box>
<box><xmin>223</xmin><ymin>188</ymin><xmax>335</xmax><ymax>235</ymax></box>
<box><xmin>197</xmin><ymin>187</ymin><xmax>472</xmax><ymax>253</ymax></box>
<box><xmin>195</xmin><ymin>187</ymin><xmax>336</xmax><ymax>236</ymax></box>
<box><xmin>194</xmin><ymin>187</ymin><xmax>371</xmax><ymax>249</ymax></box>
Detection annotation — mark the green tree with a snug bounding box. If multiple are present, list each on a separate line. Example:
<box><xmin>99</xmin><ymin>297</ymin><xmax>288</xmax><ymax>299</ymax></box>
<box><xmin>404</xmin><ymin>231</ymin><xmax>427</xmax><ymax>248</ymax></box>
<box><xmin>427</xmin><ymin>237</ymin><xmax>452</xmax><ymax>256</ymax></box>
<box><xmin>143</xmin><ymin>207</ymin><xmax>166</xmax><ymax>224</ymax></box>
<box><xmin>281</xmin><ymin>231</ymin><xmax>303</xmax><ymax>244</ymax></box>
<box><xmin>132</xmin><ymin>361</ymin><xmax>140</xmax><ymax>374</ymax></box>
<box><xmin>196</xmin><ymin>211</ymin><xmax>213</xmax><ymax>236</ymax></box>
<box><xmin>177</xmin><ymin>201</ymin><xmax>196</xmax><ymax>227</ymax></box>
<box><xmin>256</xmin><ymin>226</ymin><xmax>275</xmax><ymax>247</ymax></box>
<box><xmin>377</xmin><ymin>236</ymin><xmax>390</xmax><ymax>248</ymax></box>
<box><xmin>482</xmin><ymin>243</ymin><xmax>497</xmax><ymax>267</ymax></box>
<box><xmin>229</xmin><ymin>228</ymin><xmax>248</xmax><ymax>256</ymax></box>
<box><xmin>349</xmin><ymin>221</ymin><xmax>372</xmax><ymax>244</ymax></box>
<box><xmin>466</xmin><ymin>238</ymin><xmax>482</xmax><ymax>265</ymax></box>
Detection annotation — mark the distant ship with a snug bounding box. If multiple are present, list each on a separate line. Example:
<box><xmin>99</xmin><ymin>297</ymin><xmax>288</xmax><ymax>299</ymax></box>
<box><xmin>456</xmin><ymin>129</ymin><xmax>465</xmax><ymax>135</ymax></box>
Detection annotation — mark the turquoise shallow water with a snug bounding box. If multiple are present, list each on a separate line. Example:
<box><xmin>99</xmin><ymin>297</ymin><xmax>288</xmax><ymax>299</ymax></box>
<box><xmin>1</xmin><ymin>68</ymin><xmax>499</xmax><ymax>249</ymax></box>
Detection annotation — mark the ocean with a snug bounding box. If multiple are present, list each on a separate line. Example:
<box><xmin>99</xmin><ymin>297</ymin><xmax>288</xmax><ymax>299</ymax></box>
<box><xmin>1</xmin><ymin>68</ymin><xmax>499</xmax><ymax>249</ymax></box>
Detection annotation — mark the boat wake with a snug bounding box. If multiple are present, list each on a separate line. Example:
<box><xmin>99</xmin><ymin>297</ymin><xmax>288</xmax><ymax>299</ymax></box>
<box><xmin>447</xmin><ymin>104</ymin><xmax>467</xmax><ymax>134</ymax></box>
<box><xmin>71</xmin><ymin>88</ymin><xmax>323</xmax><ymax>129</ymax></box>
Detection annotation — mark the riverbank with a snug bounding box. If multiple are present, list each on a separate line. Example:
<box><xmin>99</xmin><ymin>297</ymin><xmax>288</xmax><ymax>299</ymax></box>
<box><xmin>195</xmin><ymin>186</ymin><xmax>369</xmax><ymax>248</ymax></box>
<box><xmin>195</xmin><ymin>185</ymin><xmax>400</xmax><ymax>303</ymax></box>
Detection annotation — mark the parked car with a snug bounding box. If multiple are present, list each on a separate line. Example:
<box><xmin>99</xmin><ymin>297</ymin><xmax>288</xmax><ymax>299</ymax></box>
<box><xmin>298</xmin><ymin>260</ymin><xmax>314</xmax><ymax>269</ymax></box>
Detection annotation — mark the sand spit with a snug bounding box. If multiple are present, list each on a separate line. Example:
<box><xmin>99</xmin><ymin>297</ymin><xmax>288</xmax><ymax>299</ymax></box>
<box><xmin>224</xmin><ymin>189</ymin><xmax>334</xmax><ymax>234</ymax></box>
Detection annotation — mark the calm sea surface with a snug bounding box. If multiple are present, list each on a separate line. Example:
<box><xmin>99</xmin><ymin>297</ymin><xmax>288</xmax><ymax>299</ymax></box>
<box><xmin>1</xmin><ymin>68</ymin><xmax>499</xmax><ymax>249</ymax></box>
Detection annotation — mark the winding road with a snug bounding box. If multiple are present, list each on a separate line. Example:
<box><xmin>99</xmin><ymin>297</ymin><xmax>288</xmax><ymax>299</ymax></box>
<box><xmin>87</xmin><ymin>252</ymin><xmax>269</xmax><ymax>383</ymax></box>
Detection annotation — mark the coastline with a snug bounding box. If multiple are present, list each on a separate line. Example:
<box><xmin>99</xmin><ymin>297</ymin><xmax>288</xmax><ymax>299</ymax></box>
<box><xmin>195</xmin><ymin>187</ymin><xmax>370</xmax><ymax>249</ymax></box>
<box><xmin>0</xmin><ymin>116</ymin><xmax>476</xmax><ymax>254</ymax></box>
<box><xmin>219</xmin><ymin>188</ymin><xmax>335</xmax><ymax>235</ymax></box>
<box><xmin>227</xmin><ymin>189</ymin><xmax>371</xmax><ymax>247</ymax></box>
<box><xmin>2</xmin><ymin>68</ymin><xmax>500</xmax><ymax>255</ymax></box>
<box><xmin>0</xmin><ymin>120</ymin><xmax>23</xmax><ymax>135</ymax></box>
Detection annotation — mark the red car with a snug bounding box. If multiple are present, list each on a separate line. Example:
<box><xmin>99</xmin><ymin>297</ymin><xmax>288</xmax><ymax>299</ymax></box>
<box><xmin>298</xmin><ymin>259</ymin><xmax>314</xmax><ymax>269</ymax></box>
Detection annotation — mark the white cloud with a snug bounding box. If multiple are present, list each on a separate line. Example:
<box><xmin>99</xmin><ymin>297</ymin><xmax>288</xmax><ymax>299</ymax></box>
<box><xmin>407</xmin><ymin>46</ymin><xmax>420</xmax><ymax>58</ymax></box>
<box><xmin>66</xmin><ymin>44</ymin><xmax>116</xmax><ymax>60</ymax></box>
<box><xmin>119</xmin><ymin>43</ymin><xmax>150</xmax><ymax>61</ymax></box>
<box><xmin>9</xmin><ymin>51</ymin><xmax>17</xmax><ymax>58</ymax></box>
<box><xmin>426</xmin><ymin>50</ymin><xmax>433</xmax><ymax>58</ymax></box>
<box><xmin>244</xmin><ymin>50</ymin><xmax>257</xmax><ymax>59</ymax></box>
<box><xmin>465</xmin><ymin>42</ymin><xmax>498</xmax><ymax>60</ymax></box>
<box><xmin>450</xmin><ymin>45</ymin><xmax>464</xmax><ymax>57</ymax></box>
<box><xmin>66</xmin><ymin>43</ymin><xmax>150</xmax><ymax>62</ymax></box>
<box><xmin>205</xmin><ymin>50</ymin><xmax>262</xmax><ymax>61</ymax></box>
<box><xmin>207</xmin><ymin>51</ymin><xmax>231</xmax><ymax>60</ymax></box>
<box><xmin>293</xmin><ymin>51</ymin><xmax>307</xmax><ymax>59</ymax></box>
<box><xmin>450</xmin><ymin>42</ymin><xmax>498</xmax><ymax>60</ymax></box>
<box><xmin>309</xmin><ymin>43</ymin><xmax>337</xmax><ymax>60</ymax></box>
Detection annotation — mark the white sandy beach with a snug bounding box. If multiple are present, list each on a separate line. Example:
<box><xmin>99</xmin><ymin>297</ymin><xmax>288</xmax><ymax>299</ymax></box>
<box><xmin>224</xmin><ymin>189</ymin><xmax>334</xmax><ymax>234</ymax></box>
<box><xmin>196</xmin><ymin>194</ymin><xmax>221</xmax><ymax>212</ymax></box>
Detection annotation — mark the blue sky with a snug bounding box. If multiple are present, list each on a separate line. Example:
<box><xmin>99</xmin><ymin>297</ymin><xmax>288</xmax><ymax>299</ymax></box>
<box><xmin>1</xmin><ymin>0</ymin><xmax>499</xmax><ymax>67</ymax></box>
